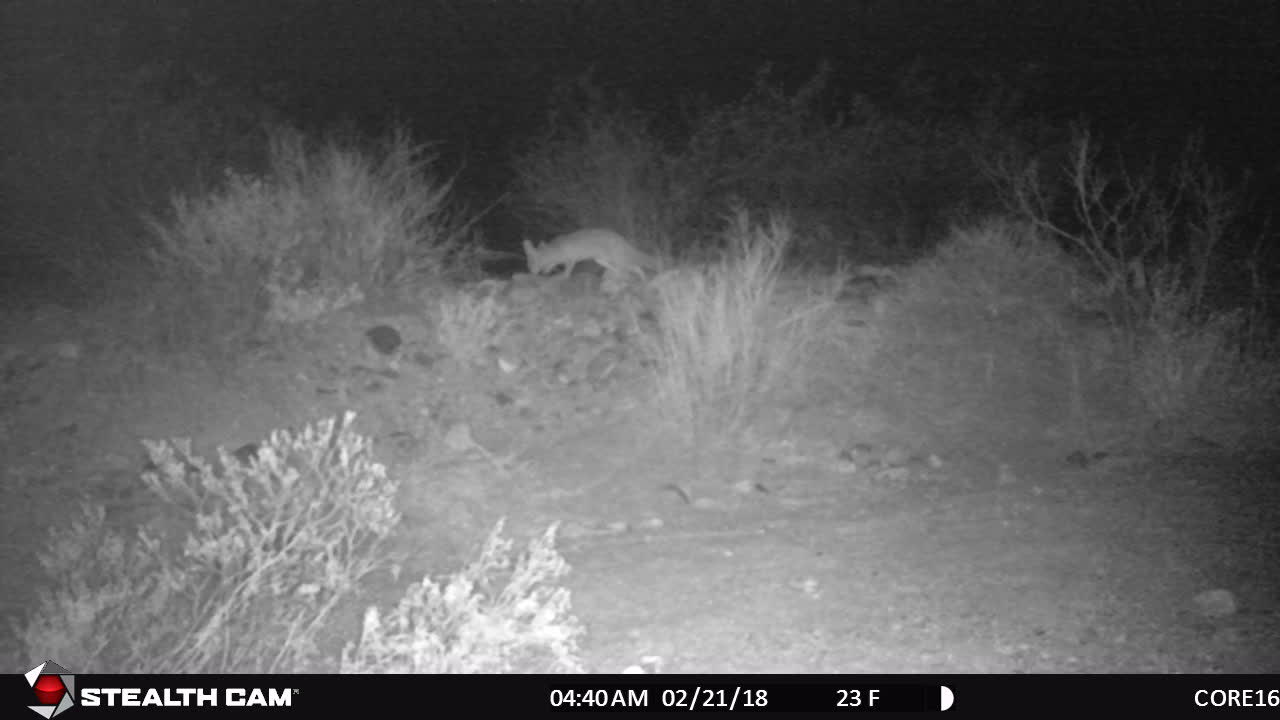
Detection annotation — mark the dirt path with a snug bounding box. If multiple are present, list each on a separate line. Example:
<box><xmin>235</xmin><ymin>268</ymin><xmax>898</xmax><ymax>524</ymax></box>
<box><xmin>490</xmin><ymin>426</ymin><xmax>1280</xmax><ymax>673</ymax></box>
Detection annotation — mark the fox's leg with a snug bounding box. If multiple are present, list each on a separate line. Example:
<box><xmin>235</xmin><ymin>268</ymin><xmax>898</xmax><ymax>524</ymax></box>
<box><xmin>522</xmin><ymin>240</ymin><xmax>542</xmax><ymax>275</ymax></box>
<box><xmin>600</xmin><ymin>267</ymin><xmax>626</xmax><ymax>295</ymax></box>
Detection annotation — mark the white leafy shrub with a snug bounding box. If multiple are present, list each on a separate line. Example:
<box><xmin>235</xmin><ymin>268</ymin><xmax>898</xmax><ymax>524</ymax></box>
<box><xmin>341</xmin><ymin>519</ymin><xmax>585</xmax><ymax>673</ymax></box>
<box><xmin>17</xmin><ymin>412</ymin><xmax>400</xmax><ymax>673</ymax></box>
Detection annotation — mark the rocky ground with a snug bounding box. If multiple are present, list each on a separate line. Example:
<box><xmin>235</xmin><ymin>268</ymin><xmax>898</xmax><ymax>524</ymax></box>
<box><xmin>2</xmin><ymin>266</ymin><xmax>1276</xmax><ymax>673</ymax></box>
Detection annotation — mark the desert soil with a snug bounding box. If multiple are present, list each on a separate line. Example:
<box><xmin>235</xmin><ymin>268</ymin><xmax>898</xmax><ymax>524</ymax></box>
<box><xmin>2</xmin><ymin>272</ymin><xmax>1276</xmax><ymax>674</ymax></box>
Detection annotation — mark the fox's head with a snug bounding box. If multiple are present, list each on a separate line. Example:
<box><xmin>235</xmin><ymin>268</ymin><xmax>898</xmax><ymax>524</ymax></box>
<box><xmin>522</xmin><ymin>238</ymin><xmax>545</xmax><ymax>274</ymax></box>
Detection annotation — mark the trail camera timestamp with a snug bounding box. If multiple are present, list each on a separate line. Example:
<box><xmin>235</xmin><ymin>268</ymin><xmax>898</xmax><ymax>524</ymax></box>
<box><xmin>547</xmin><ymin>683</ymin><xmax>934</xmax><ymax>712</ymax></box>
<box><xmin>548</xmin><ymin>685</ymin><xmax>770</xmax><ymax>711</ymax></box>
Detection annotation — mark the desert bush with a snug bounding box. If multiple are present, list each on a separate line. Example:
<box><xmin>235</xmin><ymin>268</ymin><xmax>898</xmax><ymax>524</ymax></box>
<box><xmin>993</xmin><ymin>125</ymin><xmax>1272</xmax><ymax>420</ymax></box>
<box><xmin>1131</xmin><ymin>293</ymin><xmax>1244</xmax><ymax>421</ymax></box>
<box><xmin>436</xmin><ymin>287</ymin><xmax>513</xmax><ymax>364</ymax></box>
<box><xmin>641</xmin><ymin>209</ymin><xmax>851</xmax><ymax>436</ymax></box>
<box><xmin>874</xmin><ymin>218</ymin><xmax>1116</xmax><ymax>431</ymax></box>
<box><xmin>513</xmin><ymin>63</ymin><xmax>1013</xmax><ymax>267</ymax></box>
<box><xmin>14</xmin><ymin>412</ymin><xmax>401</xmax><ymax>673</ymax></box>
<box><xmin>144</xmin><ymin>124</ymin><xmax>458</xmax><ymax>352</ymax></box>
<box><xmin>682</xmin><ymin>64</ymin><xmax>845</xmax><ymax>240</ymax></box>
<box><xmin>678</xmin><ymin>62</ymin><xmax>982</xmax><ymax>256</ymax></box>
<box><xmin>511</xmin><ymin>73</ymin><xmax>687</xmax><ymax>257</ymax></box>
<box><xmin>340</xmin><ymin>519</ymin><xmax>584</xmax><ymax>673</ymax></box>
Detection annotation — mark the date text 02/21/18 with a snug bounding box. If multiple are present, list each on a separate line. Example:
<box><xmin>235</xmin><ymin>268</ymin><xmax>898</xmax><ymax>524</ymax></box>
<box><xmin>548</xmin><ymin>686</ymin><xmax>770</xmax><ymax>711</ymax></box>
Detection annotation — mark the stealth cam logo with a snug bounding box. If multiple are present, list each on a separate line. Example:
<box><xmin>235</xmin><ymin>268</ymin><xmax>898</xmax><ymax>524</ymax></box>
<box><xmin>24</xmin><ymin>661</ymin><xmax>75</xmax><ymax>718</ymax></box>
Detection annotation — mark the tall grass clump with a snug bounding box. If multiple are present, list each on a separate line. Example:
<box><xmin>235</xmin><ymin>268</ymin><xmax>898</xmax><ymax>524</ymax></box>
<box><xmin>144</xmin><ymin>124</ymin><xmax>458</xmax><ymax>355</ymax></box>
<box><xmin>13</xmin><ymin>413</ymin><xmax>401</xmax><ymax>673</ymax></box>
<box><xmin>642</xmin><ymin>210</ymin><xmax>850</xmax><ymax>437</ymax></box>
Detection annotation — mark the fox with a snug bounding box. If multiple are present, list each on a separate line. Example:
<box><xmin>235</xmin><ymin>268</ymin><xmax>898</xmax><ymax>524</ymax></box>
<box><xmin>522</xmin><ymin>228</ymin><xmax>660</xmax><ymax>282</ymax></box>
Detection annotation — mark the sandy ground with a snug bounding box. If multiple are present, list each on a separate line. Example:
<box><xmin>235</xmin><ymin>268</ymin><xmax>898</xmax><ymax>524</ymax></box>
<box><xmin>2</xmin><ymin>271</ymin><xmax>1276</xmax><ymax>674</ymax></box>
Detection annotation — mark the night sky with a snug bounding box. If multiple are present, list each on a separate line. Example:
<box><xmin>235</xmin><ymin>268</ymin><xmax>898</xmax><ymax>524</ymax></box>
<box><xmin>51</xmin><ymin>2</ymin><xmax>1280</xmax><ymax>168</ymax></box>
<box><xmin>5</xmin><ymin>1</ymin><xmax>1279</xmax><ymax>233</ymax></box>
<box><xmin>215</xmin><ymin>5</ymin><xmax>1264</xmax><ymax>133</ymax></box>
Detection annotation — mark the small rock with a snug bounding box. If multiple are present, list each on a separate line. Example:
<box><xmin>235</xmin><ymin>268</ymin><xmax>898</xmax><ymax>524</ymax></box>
<box><xmin>443</xmin><ymin>423</ymin><xmax>475</xmax><ymax>452</ymax></box>
<box><xmin>834</xmin><ymin>459</ymin><xmax>859</xmax><ymax>475</ymax></box>
<box><xmin>874</xmin><ymin>466</ymin><xmax>911</xmax><ymax>483</ymax></box>
<box><xmin>1193</xmin><ymin>588</ymin><xmax>1237</xmax><ymax>618</ymax></box>
<box><xmin>790</xmin><ymin>577</ymin><xmax>821</xmax><ymax>598</ymax></box>
<box><xmin>1065</xmin><ymin>450</ymin><xmax>1091</xmax><ymax>469</ymax></box>
<box><xmin>365</xmin><ymin>325</ymin><xmax>403</xmax><ymax>356</ymax></box>
<box><xmin>559</xmin><ymin>521</ymin><xmax>590</xmax><ymax>539</ymax></box>
<box><xmin>882</xmin><ymin>446</ymin><xmax>909</xmax><ymax>467</ymax></box>
<box><xmin>839</xmin><ymin>443</ymin><xmax>875</xmax><ymax>464</ymax></box>
<box><xmin>53</xmin><ymin>341</ymin><xmax>81</xmax><ymax>360</ymax></box>
<box><xmin>385</xmin><ymin>431</ymin><xmax>418</xmax><ymax>456</ymax></box>
<box><xmin>997</xmin><ymin>463</ymin><xmax>1018</xmax><ymax>485</ymax></box>
<box><xmin>692</xmin><ymin>497</ymin><xmax>721</xmax><ymax>510</ymax></box>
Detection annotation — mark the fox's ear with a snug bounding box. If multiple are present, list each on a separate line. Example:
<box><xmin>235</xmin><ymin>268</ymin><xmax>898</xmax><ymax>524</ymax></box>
<box><xmin>522</xmin><ymin>238</ymin><xmax>536</xmax><ymax>255</ymax></box>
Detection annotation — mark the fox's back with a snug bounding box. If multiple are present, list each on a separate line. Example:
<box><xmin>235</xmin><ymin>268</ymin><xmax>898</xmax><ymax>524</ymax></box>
<box><xmin>528</xmin><ymin>227</ymin><xmax>659</xmax><ymax>278</ymax></box>
<box><xmin>550</xmin><ymin>228</ymin><xmax>628</xmax><ymax>251</ymax></box>
<box><xmin>561</xmin><ymin>228</ymin><xmax>654</xmax><ymax>262</ymax></box>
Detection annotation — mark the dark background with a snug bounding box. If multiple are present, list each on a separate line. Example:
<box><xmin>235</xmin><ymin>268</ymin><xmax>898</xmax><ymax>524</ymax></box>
<box><xmin>4</xmin><ymin>0</ymin><xmax>1278</xmax><ymax>252</ymax></box>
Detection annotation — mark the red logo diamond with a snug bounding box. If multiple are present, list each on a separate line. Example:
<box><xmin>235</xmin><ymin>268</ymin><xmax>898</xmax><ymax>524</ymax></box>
<box><xmin>33</xmin><ymin>675</ymin><xmax>66</xmax><ymax>706</ymax></box>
